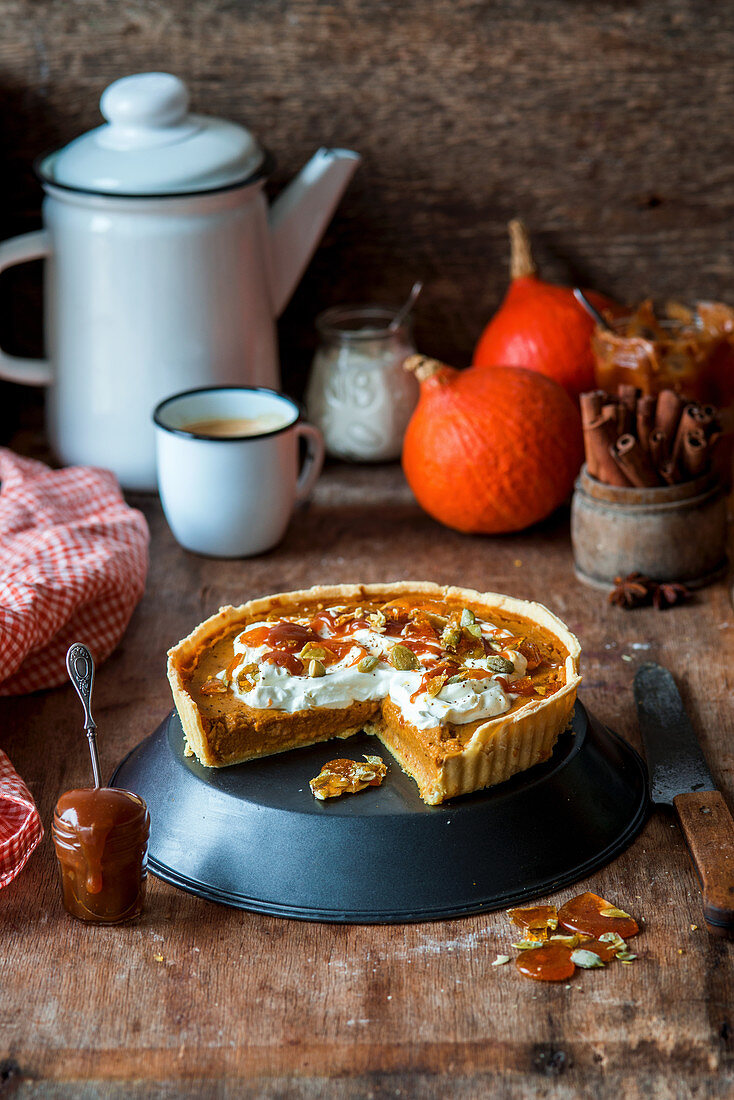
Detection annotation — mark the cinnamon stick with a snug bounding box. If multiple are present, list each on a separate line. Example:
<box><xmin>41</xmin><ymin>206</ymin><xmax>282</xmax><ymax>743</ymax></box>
<box><xmin>618</xmin><ymin>384</ymin><xmax>640</xmax><ymax>422</ymax></box>
<box><xmin>580</xmin><ymin>391</ymin><xmax>606</xmax><ymax>426</ymax></box>
<box><xmin>655</xmin><ymin>389</ymin><xmax>685</xmax><ymax>443</ymax></box>
<box><xmin>683</xmin><ymin>403</ymin><xmax>716</xmax><ymax>445</ymax></box>
<box><xmin>581</xmin><ymin>393</ymin><xmax>610</xmax><ymax>480</ymax></box>
<box><xmin>611</xmin><ymin>434</ymin><xmax>662</xmax><ymax>488</ymax></box>
<box><xmin>658</xmin><ymin>459</ymin><xmax>678</xmax><ymax>485</ymax></box>
<box><xmin>614</xmin><ymin>400</ymin><xmax>634</xmax><ymax>438</ymax></box>
<box><xmin>679</xmin><ymin>428</ymin><xmax>710</xmax><ymax>479</ymax></box>
<box><xmin>672</xmin><ymin>404</ymin><xmax>717</xmax><ymax>465</ymax></box>
<box><xmin>697</xmin><ymin>404</ymin><xmax>718</xmax><ymax>426</ymax></box>
<box><xmin>636</xmin><ymin>394</ymin><xmax>657</xmax><ymax>453</ymax></box>
<box><xmin>580</xmin><ymin>386</ymin><xmax>723</xmax><ymax>488</ymax></box>
<box><xmin>649</xmin><ymin>429</ymin><xmax>670</xmax><ymax>472</ymax></box>
<box><xmin>584</xmin><ymin>408</ymin><xmax>632</xmax><ymax>486</ymax></box>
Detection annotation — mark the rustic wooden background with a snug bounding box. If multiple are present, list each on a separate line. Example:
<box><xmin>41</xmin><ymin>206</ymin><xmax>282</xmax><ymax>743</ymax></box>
<box><xmin>0</xmin><ymin>0</ymin><xmax>732</xmax><ymax>413</ymax></box>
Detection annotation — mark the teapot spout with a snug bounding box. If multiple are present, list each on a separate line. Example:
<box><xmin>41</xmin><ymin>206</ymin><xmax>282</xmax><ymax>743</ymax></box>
<box><xmin>268</xmin><ymin>147</ymin><xmax>360</xmax><ymax>317</ymax></box>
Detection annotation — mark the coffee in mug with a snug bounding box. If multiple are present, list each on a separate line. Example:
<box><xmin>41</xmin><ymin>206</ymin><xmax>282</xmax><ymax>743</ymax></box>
<box><xmin>181</xmin><ymin>414</ymin><xmax>288</xmax><ymax>438</ymax></box>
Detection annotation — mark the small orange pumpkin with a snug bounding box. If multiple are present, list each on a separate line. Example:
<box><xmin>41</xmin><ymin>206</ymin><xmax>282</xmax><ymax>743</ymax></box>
<box><xmin>473</xmin><ymin>219</ymin><xmax>618</xmax><ymax>400</ymax></box>
<box><xmin>402</xmin><ymin>356</ymin><xmax>584</xmax><ymax>534</ymax></box>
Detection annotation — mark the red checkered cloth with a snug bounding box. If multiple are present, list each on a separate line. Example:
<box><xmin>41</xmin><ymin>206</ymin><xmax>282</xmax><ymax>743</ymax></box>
<box><xmin>0</xmin><ymin>448</ymin><xmax>149</xmax><ymax>885</ymax></box>
<box><xmin>0</xmin><ymin>748</ymin><xmax>43</xmax><ymax>887</ymax></box>
<box><xmin>0</xmin><ymin>448</ymin><xmax>149</xmax><ymax>695</ymax></box>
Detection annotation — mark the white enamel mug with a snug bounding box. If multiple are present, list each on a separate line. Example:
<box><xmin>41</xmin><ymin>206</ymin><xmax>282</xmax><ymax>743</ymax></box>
<box><xmin>153</xmin><ymin>386</ymin><xmax>324</xmax><ymax>557</ymax></box>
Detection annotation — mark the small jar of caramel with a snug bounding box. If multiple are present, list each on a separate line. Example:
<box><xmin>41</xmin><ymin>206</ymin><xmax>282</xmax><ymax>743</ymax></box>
<box><xmin>52</xmin><ymin>787</ymin><xmax>150</xmax><ymax>924</ymax></box>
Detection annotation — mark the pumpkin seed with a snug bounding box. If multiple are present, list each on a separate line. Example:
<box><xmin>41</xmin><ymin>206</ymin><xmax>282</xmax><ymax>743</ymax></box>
<box><xmin>570</xmin><ymin>949</ymin><xmax>605</xmax><ymax>969</ymax></box>
<box><xmin>358</xmin><ymin>655</ymin><xmax>379</xmax><ymax>673</ymax></box>
<box><xmin>598</xmin><ymin>932</ymin><xmax>627</xmax><ymax>950</ymax></box>
<box><xmin>486</xmin><ymin>655</ymin><xmax>515</xmax><ymax>675</ymax></box>
<box><xmin>460</xmin><ymin>608</ymin><xmax>476</xmax><ymax>626</ymax></box>
<box><xmin>423</xmin><ymin>611</ymin><xmax>448</xmax><ymax>630</ymax></box>
<box><xmin>445</xmin><ymin>674</ymin><xmax>465</xmax><ymax>685</ymax></box>
<box><xmin>599</xmin><ymin>906</ymin><xmax>632</xmax><ymax>919</ymax></box>
<box><xmin>441</xmin><ymin>625</ymin><xmax>461</xmax><ymax>650</ymax></box>
<box><xmin>549</xmin><ymin>933</ymin><xmax>584</xmax><ymax>948</ymax></box>
<box><xmin>464</xmin><ymin>623</ymin><xmax>483</xmax><ymax>639</ymax></box>
<box><xmin>308</xmin><ymin>659</ymin><xmax>325</xmax><ymax>678</ymax></box>
<box><xmin>390</xmin><ymin>644</ymin><xmax>419</xmax><ymax>671</ymax></box>
<box><xmin>368</xmin><ymin>609</ymin><xmax>387</xmax><ymax>633</ymax></box>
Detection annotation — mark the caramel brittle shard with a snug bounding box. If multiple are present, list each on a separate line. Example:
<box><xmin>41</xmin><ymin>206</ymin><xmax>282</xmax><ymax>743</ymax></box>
<box><xmin>507</xmin><ymin>904</ymin><xmax>559</xmax><ymax>941</ymax></box>
<box><xmin>309</xmin><ymin>756</ymin><xmax>388</xmax><ymax>801</ymax></box>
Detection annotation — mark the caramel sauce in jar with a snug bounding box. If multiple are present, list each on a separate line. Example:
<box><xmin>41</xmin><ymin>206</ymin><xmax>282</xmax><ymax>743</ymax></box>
<box><xmin>592</xmin><ymin>306</ymin><xmax>725</xmax><ymax>401</ymax></box>
<box><xmin>52</xmin><ymin>788</ymin><xmax>150</xmax><ymax>924</ymax></box>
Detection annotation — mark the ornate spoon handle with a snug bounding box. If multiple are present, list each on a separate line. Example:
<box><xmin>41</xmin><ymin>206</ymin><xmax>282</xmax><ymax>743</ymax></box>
<box><xmin>66</xmin><ymin>642</ymin><xmax>102</xmax><ymax>788</ymax></box>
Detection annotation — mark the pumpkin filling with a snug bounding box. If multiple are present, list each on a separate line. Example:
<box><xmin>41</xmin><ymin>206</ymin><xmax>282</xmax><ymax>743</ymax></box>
<box><xmin>168</xmin><ymin>585</ymin><xmax>581</xmax><ymax>805</ymax></box>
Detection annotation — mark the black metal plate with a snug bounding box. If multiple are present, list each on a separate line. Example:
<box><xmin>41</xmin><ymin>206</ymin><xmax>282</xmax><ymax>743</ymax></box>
<box><xmin>110</xmin><ymin>701</ymin><xmax>648</xmax><ymax>923</ymax></box>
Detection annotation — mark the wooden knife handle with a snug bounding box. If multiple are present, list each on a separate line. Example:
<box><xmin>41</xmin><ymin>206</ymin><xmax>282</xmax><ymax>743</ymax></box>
<box><xmin>673</xmin><ymin>790</ymin><xmax>734</xmax><ymax>938</ymax></box>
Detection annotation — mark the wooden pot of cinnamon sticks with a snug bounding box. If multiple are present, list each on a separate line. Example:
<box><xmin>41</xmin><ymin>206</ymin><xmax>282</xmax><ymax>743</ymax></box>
<box><xmin>572</xmin><ymin>387</ymin><xmax>728</xmax><ymax>589</ymax></box>
<box><xmin>580</xmin><ymin>386</ymin><xmax>722</xmax><ymax>488</ymax></box>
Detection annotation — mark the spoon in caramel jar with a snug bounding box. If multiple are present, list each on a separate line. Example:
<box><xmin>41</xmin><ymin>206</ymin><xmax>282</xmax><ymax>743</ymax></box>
<box><xmin>573</xmin><ymin>287</ymin><xmax>614</xmax><ymax>332</ymax></box>
<box><xmin>66</xmin><ymin>642</ymin><xmax>102</xmax><ymax>787</ymax></box>
<box><xmin>52</xmin><ymin>643</ymin><xmax>150</xmax><ymax>924</ymax></box>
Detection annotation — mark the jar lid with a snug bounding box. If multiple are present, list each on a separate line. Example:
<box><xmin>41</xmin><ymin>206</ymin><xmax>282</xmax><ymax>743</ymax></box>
<box><xmin>38</xmin><ymin>73</ymin><xmax>266</xmax><ymax>196</ymax></box>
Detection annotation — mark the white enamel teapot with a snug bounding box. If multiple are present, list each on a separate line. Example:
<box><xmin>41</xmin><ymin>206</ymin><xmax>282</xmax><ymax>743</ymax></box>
<box><xmin>0</xmin><ymin>73</ymin><xmax>360</xmax><ymax>489</ymax></box>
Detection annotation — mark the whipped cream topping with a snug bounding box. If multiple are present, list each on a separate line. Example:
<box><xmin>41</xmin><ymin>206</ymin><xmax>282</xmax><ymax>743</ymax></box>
<box><xmin>218</xmin><ymin>606</ymin><xmax>531</xmax><ymax>732</ymax></box>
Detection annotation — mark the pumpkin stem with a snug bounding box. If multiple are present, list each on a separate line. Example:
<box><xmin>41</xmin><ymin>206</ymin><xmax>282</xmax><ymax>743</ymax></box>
<box><xmin>404</xmin><ymin>354</ymin><xmax>448</xmax><ymax>383</ymax></box>
<box><xmin>509</xmin><ymin>218</ymin><xmax>537</xmax><ymax>280</ymax></box>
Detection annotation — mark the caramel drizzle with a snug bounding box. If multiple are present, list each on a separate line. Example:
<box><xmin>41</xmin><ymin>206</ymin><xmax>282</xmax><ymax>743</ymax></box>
<box><xmin>205</xmin><ymin>601</ymin><xmax>562</xmax><ymax>701</ymax></box>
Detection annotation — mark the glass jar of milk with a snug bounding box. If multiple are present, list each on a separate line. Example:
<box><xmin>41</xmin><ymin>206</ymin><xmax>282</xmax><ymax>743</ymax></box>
<box><xmin>305</xmin><ymin>305</ymin><xmax>419</xmax><ymax>462</ymax></box>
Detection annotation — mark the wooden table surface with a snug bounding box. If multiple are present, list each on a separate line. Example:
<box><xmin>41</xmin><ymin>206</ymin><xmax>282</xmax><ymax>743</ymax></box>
<box><xmin>1</xmin><ymin>463</ymin><xmax>733</xmax><ymax>1099</ymax></box>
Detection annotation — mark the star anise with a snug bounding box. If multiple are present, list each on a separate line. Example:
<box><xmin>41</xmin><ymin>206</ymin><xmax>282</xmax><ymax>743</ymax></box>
<box><xmin>608</xmin><ymin>573</ymin><xmax>652</xmax><ymax>609</ymax></box>
<box><xmin>652</xmin><ymin>581</ymin><xmax>691</xmax><ymax>610</ymax></box>
<box><xmin>608</xmin><ymin>573</ymin><xmax>691</xmax><ymax>610</ymax></box>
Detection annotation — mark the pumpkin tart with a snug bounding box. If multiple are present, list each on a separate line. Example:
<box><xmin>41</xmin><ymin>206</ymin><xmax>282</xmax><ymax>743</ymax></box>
<box><xmin>167</xmin><ymin>582</ymin><xmax>581</xmax><ymax>805</ymax></box>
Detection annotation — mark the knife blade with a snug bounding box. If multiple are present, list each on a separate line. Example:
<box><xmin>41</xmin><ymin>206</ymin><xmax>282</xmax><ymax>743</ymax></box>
<box><xmin>634</xmin><ymin>662</ymin><xmax>716</xmax><ymax>806</ymax></box>
<box><xmin>634</xmin><ymin>662</ymin><xmax>734</xmax><ymax>938</ymax></box>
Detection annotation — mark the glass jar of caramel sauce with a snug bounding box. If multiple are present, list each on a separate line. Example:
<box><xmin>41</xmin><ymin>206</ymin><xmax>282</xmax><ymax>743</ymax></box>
<box><xmin>52</xmin><ymin>787</ymin><xmax>150</xmax><ymax>924</ymax></box>
<box><xmin>592</xmin><ymin>299</ymin><xmax>734</xmax><ymax>403</ymax></box>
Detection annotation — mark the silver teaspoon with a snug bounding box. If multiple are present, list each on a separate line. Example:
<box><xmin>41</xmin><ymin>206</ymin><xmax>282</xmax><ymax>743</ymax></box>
<box><xmin>66</xmin><ymin>642</ymin><xmax>102</xmax><ymax>788</ymax></box>
<box><xmin>389</xmin><ymin>280</ymin><xmax>423</xmax><ymax>333</ymax></box>
<box><xmin>573</xmin><ymin>287</ymin><xmax>613</xmax><ymax>332</ymax></box>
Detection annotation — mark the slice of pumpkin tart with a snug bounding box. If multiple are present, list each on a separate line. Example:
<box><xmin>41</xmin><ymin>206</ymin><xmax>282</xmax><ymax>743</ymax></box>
<box><xmin>167</xmin><ymin>582</ymin><xmax>581</xmax><ymax>805</ymax></box>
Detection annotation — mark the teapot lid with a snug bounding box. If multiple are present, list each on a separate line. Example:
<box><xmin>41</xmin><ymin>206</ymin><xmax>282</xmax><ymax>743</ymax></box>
<box><xmin>38</xmin><ymin>73</ymin><xmax>266</xmax><ymax>196</ymax></box>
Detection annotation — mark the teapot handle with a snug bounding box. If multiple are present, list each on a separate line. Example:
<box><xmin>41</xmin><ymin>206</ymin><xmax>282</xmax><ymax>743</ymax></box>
<box><xmin>0</xmin><ymin>230</ymin><xmax>53</xmax><ymax>386</ymax></box>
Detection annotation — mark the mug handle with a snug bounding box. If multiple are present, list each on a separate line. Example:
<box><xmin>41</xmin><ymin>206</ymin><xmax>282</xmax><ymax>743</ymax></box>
<box><xmin>295</xmin><ymin>422</ymin><xmax>325</xmax><ymax>504</ymax></box>
<box><xmin>0</xmin><ymin>230</ymin><xmax>53</xmax><ymax>386</ymax></box>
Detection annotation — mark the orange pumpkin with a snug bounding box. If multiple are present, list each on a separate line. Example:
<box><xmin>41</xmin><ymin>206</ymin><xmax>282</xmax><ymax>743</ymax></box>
<box><xmin>402</xmin><ymin>356</ymin><xmax>584</xmax><ymax>534</ymax></box>
<box><xmin>473</xmin><ymin>220</ymin><xmax>618</xmax><ymax>400</ymax></box>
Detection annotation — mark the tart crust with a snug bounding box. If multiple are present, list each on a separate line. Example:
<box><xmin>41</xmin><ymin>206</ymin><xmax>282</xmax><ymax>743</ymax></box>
<box><xmin>167</xmin><ymin>582</ymin><xmax>581</xmax><ymax>805</ymax></box>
